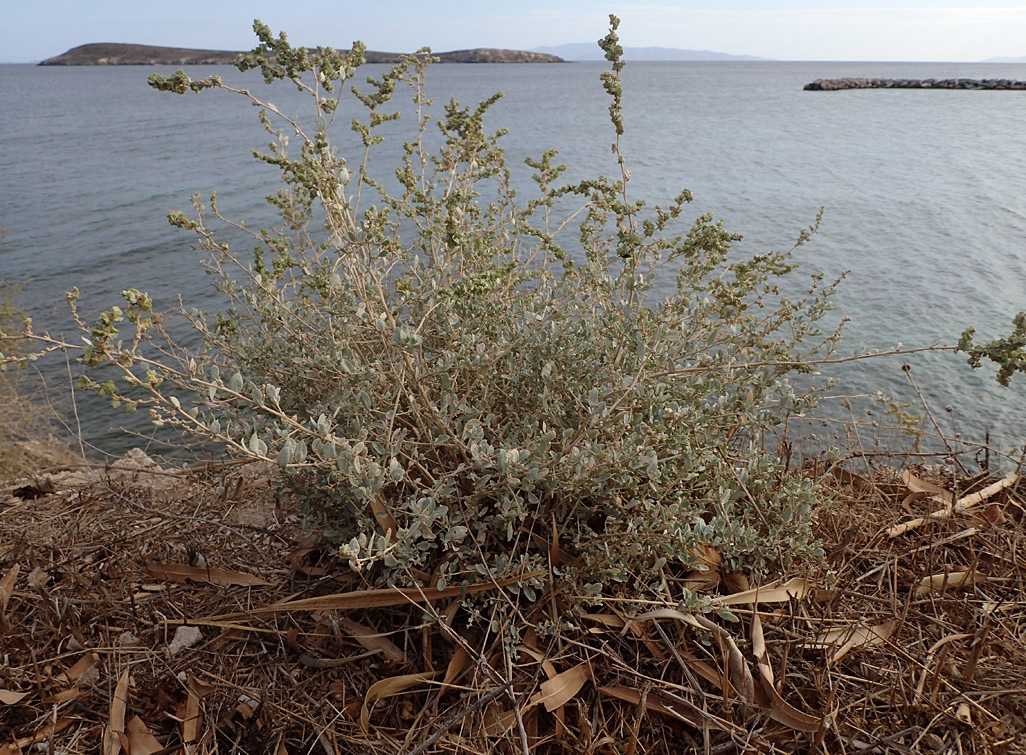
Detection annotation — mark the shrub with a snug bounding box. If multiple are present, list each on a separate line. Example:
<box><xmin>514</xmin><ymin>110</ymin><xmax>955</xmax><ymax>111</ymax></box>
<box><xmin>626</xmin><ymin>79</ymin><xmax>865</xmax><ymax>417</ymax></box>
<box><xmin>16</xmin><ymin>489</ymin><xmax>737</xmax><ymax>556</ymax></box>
<box><xmin>8</xmin><ymin>17</ymin><xmax>842</xmax><ymax>603</ymax></box>
<box><xmin>959</xmin><ymin>313</ymin><xmax>1026</xmax><ymax>387</ymax></box>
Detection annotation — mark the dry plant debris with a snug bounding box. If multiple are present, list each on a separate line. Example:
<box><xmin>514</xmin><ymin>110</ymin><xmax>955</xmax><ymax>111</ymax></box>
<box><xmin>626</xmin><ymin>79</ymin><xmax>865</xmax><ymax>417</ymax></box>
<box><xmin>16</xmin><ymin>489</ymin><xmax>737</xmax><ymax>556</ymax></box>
<box><xmin>2</xmin><ymin>448</ymin><xmax>1025</xmax><ymax>754</ymax></box>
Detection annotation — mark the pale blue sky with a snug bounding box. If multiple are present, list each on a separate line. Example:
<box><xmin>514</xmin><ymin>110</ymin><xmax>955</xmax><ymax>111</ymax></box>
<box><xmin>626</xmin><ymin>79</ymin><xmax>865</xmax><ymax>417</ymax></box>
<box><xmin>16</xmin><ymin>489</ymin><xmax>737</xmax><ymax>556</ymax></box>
<box><xmin>3</xmin><ymin>1</ymin><xmax>1025</xmax><ymax>63</ymax></box>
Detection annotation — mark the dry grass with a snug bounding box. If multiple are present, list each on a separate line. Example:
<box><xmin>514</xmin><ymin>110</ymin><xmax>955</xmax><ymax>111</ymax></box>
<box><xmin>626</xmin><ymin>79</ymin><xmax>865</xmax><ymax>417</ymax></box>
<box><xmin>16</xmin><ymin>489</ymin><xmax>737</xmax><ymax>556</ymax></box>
<box><xmin>2</xmin><ymin>444</ymin><xmax>1024</xmax><ymax>754</ymax></box>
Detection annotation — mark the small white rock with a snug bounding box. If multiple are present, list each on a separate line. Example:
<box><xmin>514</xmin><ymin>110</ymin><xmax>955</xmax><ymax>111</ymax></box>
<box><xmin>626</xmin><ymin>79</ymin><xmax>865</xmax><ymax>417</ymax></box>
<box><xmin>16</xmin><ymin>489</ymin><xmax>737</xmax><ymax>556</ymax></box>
<box><xmin>167</xmin><ymin>625</ymin><xmax>203</xmax><ymax>657</ymax></box>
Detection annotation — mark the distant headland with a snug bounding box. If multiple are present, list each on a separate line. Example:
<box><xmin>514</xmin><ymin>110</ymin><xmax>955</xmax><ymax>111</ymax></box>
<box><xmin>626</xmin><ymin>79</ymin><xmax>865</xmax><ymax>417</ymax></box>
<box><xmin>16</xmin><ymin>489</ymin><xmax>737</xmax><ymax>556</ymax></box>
<box><xmin>805</xmin><ymin>77</ymin><xmax>1026</xmax><ymax>91</ymax></box>
<box><xmin>38</xmin><ymin>43</ymin><xmax>564</xmax><ymax>66</ymax></box>
<box><xmin>531</xmin><ymin>43</ymin><xmax>770</xmax><ymax>62</ymax></box>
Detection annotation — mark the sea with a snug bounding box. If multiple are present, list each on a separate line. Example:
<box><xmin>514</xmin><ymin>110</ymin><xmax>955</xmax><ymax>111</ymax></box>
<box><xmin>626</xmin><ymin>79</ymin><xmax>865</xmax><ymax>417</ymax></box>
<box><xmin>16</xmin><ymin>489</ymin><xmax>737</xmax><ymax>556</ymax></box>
<box><xmin>2</xmin><ymin>60</ymin><xmax>1025</xmax><ymax>460</ymax></box>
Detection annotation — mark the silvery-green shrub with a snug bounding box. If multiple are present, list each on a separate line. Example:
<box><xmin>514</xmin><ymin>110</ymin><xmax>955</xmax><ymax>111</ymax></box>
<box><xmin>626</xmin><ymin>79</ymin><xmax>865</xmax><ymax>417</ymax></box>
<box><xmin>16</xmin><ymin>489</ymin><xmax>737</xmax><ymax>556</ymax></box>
<box><xmin>28</xmin><ymin>17</ymin><xmax>844</xmax><ymax>598</ymax></box>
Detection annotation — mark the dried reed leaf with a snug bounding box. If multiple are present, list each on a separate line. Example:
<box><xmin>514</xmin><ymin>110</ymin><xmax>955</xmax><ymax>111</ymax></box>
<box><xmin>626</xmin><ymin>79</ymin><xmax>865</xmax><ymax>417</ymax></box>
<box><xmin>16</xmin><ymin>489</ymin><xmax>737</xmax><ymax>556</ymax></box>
<box><xmin>976</xmin><ymin>503</ymin><xmax>1006</xmax><ymax>526</ymax></box>
<box><xmin>169</xmin><ymin>675</ymin><xmax>212</xmax><ymax>755</ymax></box>
<box><xmin>636</xmin><ymin>610</ymin><xmax>754</xmax><ymax>704</ymax></box>
<box><xmin>187</xmin><ymin>675</ymin><xmax>216</xmax><ymax>698</ymax></box>
<box><xmin>681</xmin><ymin>545</ymin><xmax>723</xmax><ymax>589</ymax></box>
<box><xmin>42</xmin><ymin>687</ymin><xmax>81</xmax><ymax>704</ymax></box>
<box><xmin>902</xmin><ymin>470</ymin><xmax>955</xmax><ymax>503</ymax></box>
<box><xmin>482</xmin><ymin>663</ymin><xmax>590</xmax><ymax>737</ymax></box>
<box><xmin>624</xmin><ymin>579</ymin><xmax>807</xmax><ymax>619</ymax></box>
<box><xmin>482</xmin><ymin>704</ymin><xmax>519</xmax><ymax>737</ymax></box>
<box><xmin>901</xmin><ymin>491</ymin><xmax>928</xmax><ymax>509</ymax></box>
<box><xmin>536</xmin><ymin>662</ymin><xmax>591</xmax><ymax>713</ymax></box>
<box><xmin>682</xmin><ymin>654</ymin><xmax>728</xmax><ymax>691</ymax></box>
<box><xmin>719</xmin><ymin>626</ymin><xmax>756</xmax><ymax>705</ymax></box>
<box><xmin>762</xmin><ymin>682</ymin><xmax>824</xmax><ymax>732</ymax></box>
<box><xmin>102</xmin><ymin>669</ymin><xmax>130</xmax><ymax>755</ymax></box>
<box><xmin>634</xmin><ymin>607</ymin><xmax>704</xmax><ymax>630</ymax></box>
<box><xmin>803</xmin><ymin>626</ymin><xmax>845</xmax><ymax>646</ymax></box>
<box><xmin>599</xmin><ymin>685</ymin><xmax>736</xmax><ymax>733</ymax></box>
<box><xmin>680</xmin><ymin>570</ymin><xmax>721</xmax><ymax>592</ymax></box>
<box><xmin>0</xmin><ymin>689</ymin><xmax>29</xmax><ymax>704</ymax></box>
<box><xmin>288</xmin><ymin>546</ymin><xmax>327</xmax><ymax>577</ymax></box>
<box><xmin>370</xmin><ymin>493</ymin><xmax>397</xmax><ymax>538</ymax></box>
<box><xmin>146</xmin><ymin>560</ymin><xmax>274</xmax><ymax>587</ymax></box>
<box><xmin>442</xmin><ymin>646</ymin><xmax>470</xmax><ymax>686</ymax></box>
<box><xmin>359</xmin><ymin>671</ymin><xmax>439</xmax><ymax>732</ymax></box>
<box><xmin>583</xmin><ymin>613</ymin><xmax>728</xmax><ymax>690</ymax></box>
<box><xmin>0</xmin><ymin>717</ymin><xmax>74</xmax><ymax>755</ymax></box>
<box><xmin>956</xmin><ymin>472</ymin><xmax>1018</xmax><ymax>509</ymax></box>
<box><xmin>753</xmin><ymin>610</ymin><xmax>823</xmax><ymax>732</ymax></box>
<box><xmin>582</xmin><ymin>610</ymin><xmax>654</xmax><ymax>653</ymax></box>
<box><xmin>724</xmin><ymin>571</ymin><xmax>752</xmax><ymax>595</ymax></box>
<box><xmin>581</xmin><ymin>612</ymin><xmax>628</xmax><ymax>629</ymax></box>
<box><xmin>26</xmin><ymin>566</ymin><xmax>47</xmax><ymax>590</ymax></box>
<box><xmin>581</xmin><ymin>611</ymin><xmax>668</xmax><ymax>658</ymax></box>
<box><xmin>712</xmin><ymin>577</ymin><xmax>810</xmax><ymax>607</ymax></box>
<box><xmin>56</xmin><ymin>652</ymin><xmax>100</xmax><ymax>683</ymax></box>
<box><xmin>914</xmin><ymin>633</ymin><xmax>974</xmax><ymax>703</ymax></box>
<box><xmin>914</xmin><ymin>570</ymin><xmax>987</xmax><ymax>597</ymax></box>
<box><xmin>751</xmin><ymin>611</ymin><xmax>772</xmax><ymax>685</ymax></box>
<box><xmin>517</xmin><ymin>644</ymin><xmax>559</xmax><ymax>682</ymax></box>
<box><xmin>812</xmin><ymin>588</ymin><xmax>837</xmax><ymax>602</ymax></box>
<box><xmin>482</xmin><ymin>658</ymin><xmax>584</xmax><ymax>737</ymax></box>
<box><xmin>180</xmin><ymin>689</ymin><xmax>202</xmax><ymax>755</ymax></box>
<box><xmin>632</xmin><ymin>608</ymin><xmax>753</xmax><ymax>695</ymax></box>
<box><xmin>0</xmin><ymin>563</ymin><xmax>18</xmax><ymax>612</ymax></box>
<box><xmin>889</xmin><ymin>472</ymin><xmax>1018</xmax><ymax>537</ymax></box>
<box><xmin>337</xmin><ymin>616</ymin><xmax>406</xmax><ymax>664</ymax></box>
<box><xmin>692</xmin><ymin>545</ymin><xmax>723</xmax><ymax>569</ymax></box>
<box><xmin>815</xmin><ymin>620</ymin><xmax>898</xmax><ymax>664</ymax></box>
<box><xmin>209</xmin><ymin>569</ymin><xmax>544</xmax><ymax>620</ymax></box>
<box><xmin>550</xmin><ymin>512</ymin><xmax>568</xmax><ymax>566</ymax></box>
<box><xmin>126</xmin><ymin>715</ymin><xmax>163</xmax><ymax>755</ymax></box>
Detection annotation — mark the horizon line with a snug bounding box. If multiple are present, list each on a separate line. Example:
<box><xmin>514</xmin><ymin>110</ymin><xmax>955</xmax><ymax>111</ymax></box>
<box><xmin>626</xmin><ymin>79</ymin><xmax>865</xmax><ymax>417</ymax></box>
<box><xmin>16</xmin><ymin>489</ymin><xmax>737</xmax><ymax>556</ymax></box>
<box><xmin>6</xmin><ymin>58</ymin><xmax>1025</xmax><ymax>65</ymax></box>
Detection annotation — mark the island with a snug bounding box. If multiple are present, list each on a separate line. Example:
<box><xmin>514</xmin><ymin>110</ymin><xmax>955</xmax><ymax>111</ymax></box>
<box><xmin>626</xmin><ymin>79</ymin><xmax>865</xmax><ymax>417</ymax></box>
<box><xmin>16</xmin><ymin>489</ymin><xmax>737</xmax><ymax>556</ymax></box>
<box><xmin>805</xmin><ymin>77</ymin><xmax>1026</xmax><ymax>91</ymax></box>
<box><xmin>38</xmin><ymin>42</ymin><xmax>564</xmax><ymax>66</ymax></box>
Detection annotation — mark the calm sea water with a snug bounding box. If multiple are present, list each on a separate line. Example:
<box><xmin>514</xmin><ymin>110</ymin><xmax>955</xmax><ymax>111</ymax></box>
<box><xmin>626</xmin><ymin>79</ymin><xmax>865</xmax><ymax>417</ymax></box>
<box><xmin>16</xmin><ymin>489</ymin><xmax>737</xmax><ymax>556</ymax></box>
<box><xmin>2</xmin><ymin>61</ymin><xmax>1025</xmax><ymax>457</ymax></box>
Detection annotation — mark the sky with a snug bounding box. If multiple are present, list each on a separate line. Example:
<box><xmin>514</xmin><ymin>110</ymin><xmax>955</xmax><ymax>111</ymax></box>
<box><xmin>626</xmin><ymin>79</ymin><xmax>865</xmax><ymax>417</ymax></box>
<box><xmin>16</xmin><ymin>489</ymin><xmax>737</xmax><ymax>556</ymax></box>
<box><xmin>3</xmin><ymin>1</ymin><xmax>1025</xmax><ymax>64</ymax></box>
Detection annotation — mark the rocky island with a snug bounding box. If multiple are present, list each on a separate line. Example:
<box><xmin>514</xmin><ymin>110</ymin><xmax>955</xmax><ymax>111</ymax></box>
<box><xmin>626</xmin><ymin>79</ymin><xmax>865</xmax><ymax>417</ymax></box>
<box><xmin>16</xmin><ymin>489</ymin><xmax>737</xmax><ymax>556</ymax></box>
<box><xmin>805</xmin><ymin>77</ymin><xmax>1026</xmax><ymax>91</ymax></box>
<box><xmin>39</xmin><ymin>42</ymin><xmax>564</xmax><ymax>66</ymax></box>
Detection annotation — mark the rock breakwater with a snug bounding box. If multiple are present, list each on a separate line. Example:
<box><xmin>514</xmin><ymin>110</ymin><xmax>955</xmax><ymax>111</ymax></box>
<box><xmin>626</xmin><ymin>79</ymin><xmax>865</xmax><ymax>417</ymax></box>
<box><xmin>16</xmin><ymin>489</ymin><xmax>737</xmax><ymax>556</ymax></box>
<box><xmin>805</xmin><ymin>77</ymin><xmax>1026</xmax><ymax>91</ymax></box>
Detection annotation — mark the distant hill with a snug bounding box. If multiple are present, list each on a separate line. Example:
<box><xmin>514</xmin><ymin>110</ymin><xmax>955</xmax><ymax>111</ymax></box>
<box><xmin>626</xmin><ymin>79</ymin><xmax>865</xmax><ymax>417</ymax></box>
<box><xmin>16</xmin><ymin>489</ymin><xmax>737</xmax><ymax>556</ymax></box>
<box><xmin>38</xmin><ymin>43</ymin><xmax>563</xmax><ymax>66</ymax></box>
<box><xmin>983</xmin><ymin>55</ymin><xmax>1026</xmax><ymax>63</ymax></box>
<box><xmin>40</xmin><ymin>44</ymin><xmax>237</xmax><ymax>66</ymax></box>
<box><xmin>532</xmin><ymin>43</ymin><xmax>771</xmax><ymax>62</ymax></box>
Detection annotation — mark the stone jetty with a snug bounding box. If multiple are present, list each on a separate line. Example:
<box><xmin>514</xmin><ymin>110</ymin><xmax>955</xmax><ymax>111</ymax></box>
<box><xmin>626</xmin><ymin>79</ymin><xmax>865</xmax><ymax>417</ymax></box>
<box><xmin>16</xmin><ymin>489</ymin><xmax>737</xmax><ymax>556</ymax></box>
<box><xmin>805</xmin><ymin>78</ymin><xmax>1026</xmax><ymax>91</ymax></box>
